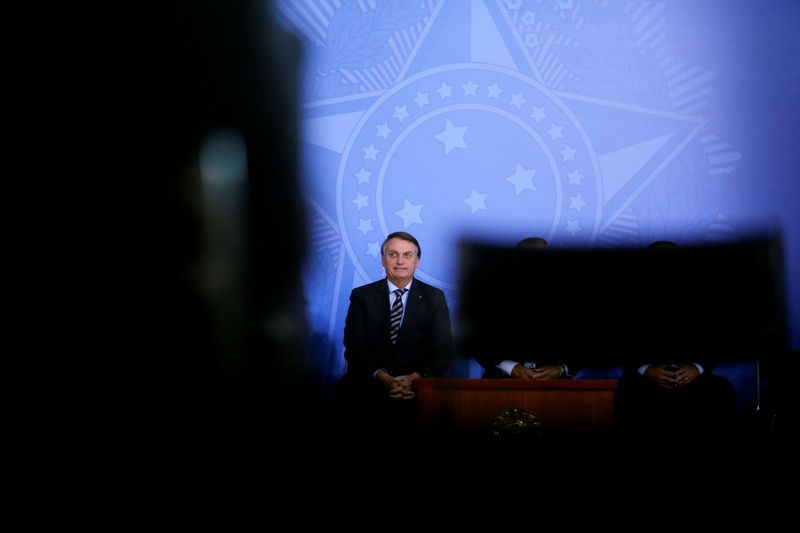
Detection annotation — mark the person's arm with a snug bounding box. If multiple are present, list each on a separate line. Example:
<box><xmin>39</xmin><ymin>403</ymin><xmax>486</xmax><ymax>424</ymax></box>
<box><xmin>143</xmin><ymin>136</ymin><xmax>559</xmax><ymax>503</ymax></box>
<box><xmin>497</xmin><ymin>360</ymin><xmax>521</xmax><ymax>376</ymax></box>
<box><xmin>560</xmin><ymin>361</ymin><xmax>578</xmax><ymax>378</ymax></box>
<box><xmin>343</xmin><ymin>289</ymin><xmax>383</xmax><ymax>379</ymax></box>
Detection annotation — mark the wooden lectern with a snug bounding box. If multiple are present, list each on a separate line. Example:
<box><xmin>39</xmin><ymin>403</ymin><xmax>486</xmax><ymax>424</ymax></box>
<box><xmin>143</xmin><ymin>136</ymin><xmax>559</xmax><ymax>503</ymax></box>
<box><xmin>416</xmin><ymin>379</ymin><xmax>618</xmax><ymax>433</ymax></box>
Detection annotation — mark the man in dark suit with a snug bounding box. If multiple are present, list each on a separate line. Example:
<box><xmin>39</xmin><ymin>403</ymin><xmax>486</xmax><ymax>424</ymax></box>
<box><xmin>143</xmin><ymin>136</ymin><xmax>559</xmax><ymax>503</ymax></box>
<box><xmin>475</xmin><ymin>237</ymin><xmax>578</xmax><ymax>380</ymax></box>
<box><xmin>614</xmin><ymin>241</ymin><xmax>736</xmax><ymax>436</ymax></box>
<box><xmin>339</xmin><ymin>231</ymin><xmax>453</xmax><ymax>428</ymax></box>
<box><xmin>615</xmin><ymin>360</ymin><xmax>736</xmax><ymax>434</ymax></box>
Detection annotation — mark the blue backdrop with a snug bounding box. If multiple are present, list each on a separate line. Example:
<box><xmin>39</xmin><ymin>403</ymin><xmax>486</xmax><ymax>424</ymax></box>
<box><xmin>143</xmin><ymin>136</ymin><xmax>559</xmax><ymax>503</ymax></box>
<box><xmin>275</xmin><ymin>0</ymin><xmax>800</xmax><ymax>384</ymax></box>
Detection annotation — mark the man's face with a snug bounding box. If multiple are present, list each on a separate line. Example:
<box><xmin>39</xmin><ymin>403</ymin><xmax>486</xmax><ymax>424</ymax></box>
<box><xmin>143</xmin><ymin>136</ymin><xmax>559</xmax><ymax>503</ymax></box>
<box><xmin>381</xmin><ymin>237</ymin><xmax>420</xmax><ymax>287</ymax></box>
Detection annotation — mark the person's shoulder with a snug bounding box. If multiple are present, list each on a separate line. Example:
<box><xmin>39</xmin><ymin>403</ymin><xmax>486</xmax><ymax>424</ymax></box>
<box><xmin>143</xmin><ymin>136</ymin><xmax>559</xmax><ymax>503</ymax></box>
<box><xmin>351</xmin><ymin>278</ymin><xmax>386</xmax><ymax>295</ymax></box>
<box><xmin>412</xmin><ymin>278</ymin><xmax>446</xmax><ymax>297</ymax></box>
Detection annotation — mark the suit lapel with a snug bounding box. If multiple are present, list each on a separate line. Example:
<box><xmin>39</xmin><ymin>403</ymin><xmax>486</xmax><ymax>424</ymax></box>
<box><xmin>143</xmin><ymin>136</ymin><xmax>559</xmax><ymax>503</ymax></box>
<box><xmin>399</xmin><ymin>280</ymin><xmax>421</xmax><ymax>340</ymax></box>
<box><xmin>376</xmin><ymin>280</ymin><xmax>391</xmax><ymax>339</ymax></box>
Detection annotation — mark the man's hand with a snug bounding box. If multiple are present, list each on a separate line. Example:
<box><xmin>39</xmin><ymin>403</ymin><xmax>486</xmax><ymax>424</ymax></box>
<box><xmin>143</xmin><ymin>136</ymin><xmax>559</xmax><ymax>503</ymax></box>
<box><xmin>644</xmin><ymin>364</ymin><xmax>699</xmax><ymax>389</ymax></box>
<box><xmin>511</xmin><ymin>364</ymin><xmax>563</xmax><ymax>380</ymax></box>
<box><xmin>377</xmin><ymin>370</ymin><xmax>419</xmax><ymax>400</ymax></box>
<box><xmin>674</xmin><ymin>364</ymin><xmax>700</xmax><ymax>388</ymax></box>
<box><xmin>644</xmin><ymin>365</ymin><xmax>677</xmax><ymax>389</ymax></box>
<box><xmin>530</xmin><ymin>365</ymin><xmax>564</xmax><ymax>380</ymax></box>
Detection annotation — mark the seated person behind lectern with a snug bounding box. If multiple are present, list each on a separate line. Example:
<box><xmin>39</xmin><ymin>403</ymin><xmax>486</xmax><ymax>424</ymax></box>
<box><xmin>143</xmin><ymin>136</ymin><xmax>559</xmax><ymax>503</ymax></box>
<box><xmin>615</xmin><ymin>241</ymin><xmax>736</xmax><ymax>433</ymax></box>
<box><xmin>476</xmin><ymin>237</ymin><xmax>578</xmax><ymax>380</ymax></box>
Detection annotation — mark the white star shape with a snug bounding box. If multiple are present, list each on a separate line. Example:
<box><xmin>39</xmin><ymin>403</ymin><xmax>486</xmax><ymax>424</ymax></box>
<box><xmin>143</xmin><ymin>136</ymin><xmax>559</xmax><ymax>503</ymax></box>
<box><xmin>462</xmin><ymin>79</ymin><xmax>479</xmax><ymax>96</ymax></box>
<box><xmin>436</xmin><ymin>82</ymin><xmax>453</xmax><ymax>99</ymax></box>
<box><xmin>362</xmin><ymin>143</ymin><xmax>379</xmax><ymax>161</ymax></box>
<box><xmin>522</xmin><ymin>11</ymin><xmax>536</xmax><ymax>25</ymax></box>
<box><xmin>413</xmin><ymin>91</ymin><xmax>430</xmax><ymax>108</ymax></box>
<box><xmin>568</xmin><ymin>169</ymin><xmax>584</xmax><ymax>185</ymax></box>
<box><xmin>394</xmin><ymin>199</ymin><xmax>423</xmax><ymax>228</ymax></box>
<box><xmin>376</xmin><ymin>122</ymin><xmax>392</xmax><ymax>140</ymax></box>
<box><xmin>487</xmin><ymin>82</ymin><xmax>503</xmax><ymax>99</ymax></box>
<box><xmin>569</xmin><ymin>194</ymin><xmax>586</xmax><ymax>212</ymax></box>
<box><xmin>560</xmin><ymin>145</ymin><xmax>576</xmax><ymax>162</ymax></box>
<box><xmin>353</xmin><ymin>193</ymin><xmax>369</xmax><ymax>210</ymax></box>
<box><xmin>510</xmin><ymin>92</ymin><xmax>527</xmax><ymax>109</ymax></box>
<box><xmin>463</xmin><ymin>189</ymin><xmax>488</xmax><ymax>214</ymax></box>
<box><xmin>565</xmin><ymin>219</ymin><xmax>581</xmax><ymax>235</ymax></box>
<box><xmin>356</xmin><ymin>218</ymin><xmax>374</xmax><ymax>235</ymax></box>
<box><xmin>355</xmin><ymin>167</ymin><xmax>372</xmax><ymax>184</ymax></box>
<box><xmin>434</xmin><ymin>119</ymin><xmax>469</xmax><ymax>155</ymax></box>
<box><xmin>547</xmin><ymin>124</ymin><xmax>563</xmax><ymax>140</ymax></box>
<box><xmin>529</xmin><ymin>106</ymin><xmax>547</xmax><ymax>123</ymax></box>
<box><xmin>505</xmin><ymin>163</ymin><xmax>537</xmax><ymax>196</ymax></box>
<box><xmin>393</xmin><ymin>105</ymin><xmax>409</xmax><ymax>122</ymax></box>
<box><xmin>366</xmin><ymin>241</ymin><xmax>381</xmax><ymax>258</ymax></box>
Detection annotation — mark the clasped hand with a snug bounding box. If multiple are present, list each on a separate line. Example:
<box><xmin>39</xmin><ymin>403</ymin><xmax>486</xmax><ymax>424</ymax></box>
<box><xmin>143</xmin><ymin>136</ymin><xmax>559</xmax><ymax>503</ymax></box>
<box><xmin>378</xmin><ymin>371</ymin><xmax>421</xmax><ymax>400</ymax></box>
<box><xmin>511</xmin><ymin>364</ymin><xmax>563</xmax><ymax>380</ymax></box>
<box><xmin>644</xmin><ymin>364</ymin><xmax>700</xmax><ymax>389</ymax></box>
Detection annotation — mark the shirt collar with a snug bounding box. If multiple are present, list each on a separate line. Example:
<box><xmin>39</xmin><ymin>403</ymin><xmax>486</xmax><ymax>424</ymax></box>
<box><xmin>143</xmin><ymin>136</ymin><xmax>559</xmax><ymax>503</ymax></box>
<box><xmin>387</xmin><ymin>279</ymin><xmax>412</xmax><ymax>293</ymax></box>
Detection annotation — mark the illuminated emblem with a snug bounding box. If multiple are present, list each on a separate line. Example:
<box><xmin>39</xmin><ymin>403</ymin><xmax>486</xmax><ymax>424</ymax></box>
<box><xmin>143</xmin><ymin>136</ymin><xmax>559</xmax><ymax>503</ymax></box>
<box><xmin>277</xmin><ymin>0</ymin><xmax>740</xmax><ymax>374</ymax></box>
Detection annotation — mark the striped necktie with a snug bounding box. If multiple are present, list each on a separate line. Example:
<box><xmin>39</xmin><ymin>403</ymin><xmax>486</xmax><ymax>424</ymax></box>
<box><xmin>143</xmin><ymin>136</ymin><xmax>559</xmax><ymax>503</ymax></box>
<box><xmin>389</xmin><ymin>288</ymin><xmax>407</xmax><ymax>344</ymax></box>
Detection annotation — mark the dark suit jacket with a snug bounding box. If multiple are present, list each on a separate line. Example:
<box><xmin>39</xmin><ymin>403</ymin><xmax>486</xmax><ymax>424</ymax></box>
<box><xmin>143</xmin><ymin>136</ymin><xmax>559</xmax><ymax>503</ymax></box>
<box><xmin>343</xmin><ymin>277</ymin><xmax>453</xmax><ymax>383</ymax></box>
<box><xmin>615</xmin><ymin>358</ymin><xmax>735</xmax><ymax>432</ymax></box>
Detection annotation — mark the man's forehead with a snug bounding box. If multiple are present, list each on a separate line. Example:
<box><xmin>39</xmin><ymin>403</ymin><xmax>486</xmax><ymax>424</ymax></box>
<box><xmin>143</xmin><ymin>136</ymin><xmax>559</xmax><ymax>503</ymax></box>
<box><xmin>387</xmin><ymin>239</ymin><xmax>415</xmax><ymax>251</ymax></box>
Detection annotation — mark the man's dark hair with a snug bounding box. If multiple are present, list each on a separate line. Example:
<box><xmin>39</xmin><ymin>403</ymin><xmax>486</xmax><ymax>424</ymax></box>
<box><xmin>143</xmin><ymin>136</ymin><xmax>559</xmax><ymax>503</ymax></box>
<box><xmin>381</xmin><ymin>231</ymin><xmax>421</xmax><ymax>259</ymax></box>
<box><xmin>648</xmin><ymin>240</ymin><xmax>677</xmax><ymax>249</ymax></box>
<box><xmin>516</xmin><ymin>237</ymin><xmax>548</xmax><ymax>250</ymax></box>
